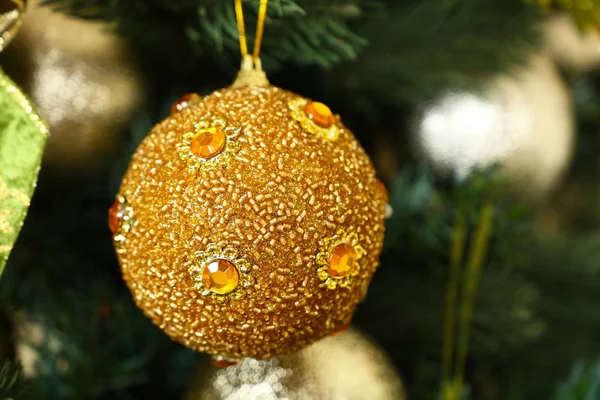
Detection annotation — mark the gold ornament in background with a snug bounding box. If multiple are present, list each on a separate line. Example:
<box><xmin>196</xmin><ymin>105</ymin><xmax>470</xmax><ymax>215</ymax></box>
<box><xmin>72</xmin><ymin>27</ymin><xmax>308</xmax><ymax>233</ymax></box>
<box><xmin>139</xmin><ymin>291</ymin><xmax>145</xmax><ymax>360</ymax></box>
<box><xmin>0</xmin><ymin>0</ymin><xmax>144</xmax><ymax>172</ymax></box>
<box><xmin>543</xmin><ymin>13</ymin><xmax>600</xmax><ymax>74</ymax></box>
<box><xmin>114</xmin><ymin>83</ymin><xmax>386</xmax><ymax>359</ymax></box>
<box><xmin>530</xmin><ymin>0</ymin><xmax>600</xmax><ymax>32</ymax></box>
<box><xmin>0</xmin><ymin>0</ymin><xmax>25</xmax><ymax>52</ymax></box>
<box><xmin>414</xmin><ymin>54</ymin><xmax>573</xmax><ymax>203</ymax></box>
<box><xmin>185</xmin><ymin>328</ymin><xmax>405</xmax><ymax>400</ymax></box>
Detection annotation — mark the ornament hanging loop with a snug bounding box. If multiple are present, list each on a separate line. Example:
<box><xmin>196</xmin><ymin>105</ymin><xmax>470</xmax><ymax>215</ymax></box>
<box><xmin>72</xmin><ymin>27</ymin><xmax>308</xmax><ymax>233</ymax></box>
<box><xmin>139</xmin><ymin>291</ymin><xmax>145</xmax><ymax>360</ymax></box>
<box><xmin>0</xmin><ymin>0</ymin><xmax>26</xmax><ymax>53</ymax></box>
<box><xmin>233</xmin><ymin>54</ymin><xmax>269</xmax><ymax>88</ymax></box>
<box><xmin>232</xmin><ymin>0</ymin><xmax>270</xmax><ymax>88</ymax></box>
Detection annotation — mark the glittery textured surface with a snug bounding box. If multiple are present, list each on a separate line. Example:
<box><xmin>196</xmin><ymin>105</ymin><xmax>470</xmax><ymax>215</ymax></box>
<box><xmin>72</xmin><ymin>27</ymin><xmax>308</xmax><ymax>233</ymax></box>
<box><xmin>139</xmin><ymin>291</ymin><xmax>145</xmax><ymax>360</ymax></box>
<box><xmin>116</xmin><ymin>85</ymin><xmax>385</xmax><ymax>358</ymax></box>
<box><xmin>186</xmin><ymin>328</ymin><xmax>405</xmax><ymax>400</ymax></box>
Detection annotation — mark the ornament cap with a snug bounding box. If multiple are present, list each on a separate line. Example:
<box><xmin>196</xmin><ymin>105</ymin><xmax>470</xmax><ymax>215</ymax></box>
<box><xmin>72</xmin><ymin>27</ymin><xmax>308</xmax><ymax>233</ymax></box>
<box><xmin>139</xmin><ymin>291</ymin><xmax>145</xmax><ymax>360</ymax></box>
<box><xmin>232</xmin><ymin>55</ymin><xmax>270</xmax><ymax>88</ymax></box>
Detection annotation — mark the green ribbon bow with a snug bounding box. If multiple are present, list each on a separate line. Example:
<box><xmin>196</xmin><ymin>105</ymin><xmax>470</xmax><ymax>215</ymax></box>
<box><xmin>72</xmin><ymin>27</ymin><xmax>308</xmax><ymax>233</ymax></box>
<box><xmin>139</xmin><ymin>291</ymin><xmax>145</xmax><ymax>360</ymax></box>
<box><xmin>0</xmin><ymin>67</ymin><xmax>48</xmax><ymax>275</ymax></box>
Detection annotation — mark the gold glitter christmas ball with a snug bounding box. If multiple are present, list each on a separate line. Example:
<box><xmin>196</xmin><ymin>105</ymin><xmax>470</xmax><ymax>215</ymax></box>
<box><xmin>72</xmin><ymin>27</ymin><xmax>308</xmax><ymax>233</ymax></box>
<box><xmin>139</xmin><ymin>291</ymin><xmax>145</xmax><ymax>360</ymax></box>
<box><xmin>185</xmin><ymin>328</ymin><xmax>405</xmax><ymax>400</ymax></box>
<box><xmin>113</xmin><ymin>83</ymin><xmax>386</xmax><ymax>359</ymax></box>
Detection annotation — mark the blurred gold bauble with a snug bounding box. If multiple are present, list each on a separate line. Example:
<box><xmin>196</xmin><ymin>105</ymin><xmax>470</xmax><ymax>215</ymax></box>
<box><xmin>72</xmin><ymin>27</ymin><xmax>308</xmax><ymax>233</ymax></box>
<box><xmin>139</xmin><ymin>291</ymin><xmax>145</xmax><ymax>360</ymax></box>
<box><xmin>185</xmin><ymin>327</ymin><xmax>404</xmax><ymax>400</ymax></box>
<box><xmin>530</xmin><ymin>0</ymin><xmax>600</xmax><ymax>34</ymax></box>
<box><xmin>113</xmin><ymin>84</ymin><xmax>386</xmax><ymax>359</ymax></box>
<box><xmin>544</xmin><ymin>13</ymin><xmax>600</xmax><ymax>74</ymax></box>
<box><xmin>415</xmin><ymin>54</ymin><xmax>573</xmax><ymax>202</ymax></box>
<box><xmin>0</xmin><ymin>0</ymin><xmax>144</xmax><ymax>171</ymax></box>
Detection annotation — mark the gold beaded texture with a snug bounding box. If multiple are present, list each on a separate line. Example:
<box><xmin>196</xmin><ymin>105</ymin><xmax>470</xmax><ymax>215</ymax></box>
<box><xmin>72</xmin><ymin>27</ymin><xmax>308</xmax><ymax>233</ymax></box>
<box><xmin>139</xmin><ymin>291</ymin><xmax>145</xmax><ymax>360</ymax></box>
<box><xmin>116</xmin><ymin>85</ymin><xmax>385</xmax><ymax>359</ymax></box>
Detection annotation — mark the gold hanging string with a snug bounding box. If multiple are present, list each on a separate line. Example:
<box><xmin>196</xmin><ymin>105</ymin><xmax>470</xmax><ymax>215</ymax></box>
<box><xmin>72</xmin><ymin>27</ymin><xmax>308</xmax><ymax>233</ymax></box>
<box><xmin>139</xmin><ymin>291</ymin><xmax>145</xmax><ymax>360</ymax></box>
<box><xmin>441</xmin><ymin>198</ymin><xmax>494</xmax><ymax>400</ymax></box>
<box><xmin>441</xmin><ymin>207</ymin><xmax>467</xmax><ymax>395</ymax></box>
<box><xmin>234</xmin><ymin>0</ymin><xmax>269</xmax><ymax>63</ymax></box>
<box><xmin>0</xmin><ymin>0</ymin><xmax>26</xmax><ymax>53</ymax></box>
<box><xmin>234</xmin><ymin>0</ymin><xmax>248</xmax><ymax>57</ymax></box>
<box><xmin>452</xmin><ymin>199</ymin><xmax>494</xmax><ymax>399</ymax></box>
<box><xmin>252</xmin><ymin>0</ymin><xmax>268</xmax><ymax>62</ymax></box>
<box><xmin>232</xmin><ymin>0</ymin><xmax>270</xmax><ymax>87</ymax></box>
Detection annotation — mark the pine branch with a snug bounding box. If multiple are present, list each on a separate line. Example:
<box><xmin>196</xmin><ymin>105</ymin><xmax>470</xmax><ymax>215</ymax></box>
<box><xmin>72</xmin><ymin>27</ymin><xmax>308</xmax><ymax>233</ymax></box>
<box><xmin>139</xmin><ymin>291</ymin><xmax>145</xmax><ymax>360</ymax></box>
<box><xmin>332</xmin><ymin>0</ymin><xmax>541</xmax><ymax>105</ymax></box>
<box><xmin>41</xmin><ymin>0</ymin><xmax>373</xmax><ymax>70</ymax></box>
<box><xmin>0</xmin><ymin>175</ymin><xmax>198</xmax><ymax>399</ymax></box>
<box><xmin>360</xmin><ymin>168</ymin><xmax>544</xmax><ymax>360</ymax></box>
<box><xmin>0</xmin><ymin>361</ymin><xmax>29</xmax><ymax>400</ymax></box>
<box><xmin>553</xmin><ymin>358</ymin><xmax>600</xmax><ymax>400</ymax></box>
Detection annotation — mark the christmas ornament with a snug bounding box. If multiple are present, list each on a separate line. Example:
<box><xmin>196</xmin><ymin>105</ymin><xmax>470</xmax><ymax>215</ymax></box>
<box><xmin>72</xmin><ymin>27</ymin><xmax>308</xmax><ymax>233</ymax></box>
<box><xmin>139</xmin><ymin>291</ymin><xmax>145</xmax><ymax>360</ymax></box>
<box><xmin>414</xmin><ymin>54</ymin><xmax>573</xmax><ymax>202</ymax></box>
<box><xmin>544</xmin><ymin>13</ymin><xmax>600</xmax><ymax>74</ymax></box>
<box><xmin>0</xmin><ymin>0</ymin><xmax>144</xmax><ymax>172</ymax></box>
<box><xmin>185</xmin><ymin>327</ymin><xmax>404</xmax><ymax>400</ymax></box>
<box><xmin>112</xmin><ymin>0</ymin><xmax>385</xmax><ymax>359</ymax></box>
<box><xmin>0</xmin><ymin>0</ymin><xmax>48</xmax><ymax>275</ymax></box>
<box><xmin>529</xmin><ymin>0</ymin><xmax>600</xmax><ymax>32</ymax></box>
<box><xmin>0</xmin><ymin>0</ymin><xmax>23</xmax><ymax>52</ymax></box>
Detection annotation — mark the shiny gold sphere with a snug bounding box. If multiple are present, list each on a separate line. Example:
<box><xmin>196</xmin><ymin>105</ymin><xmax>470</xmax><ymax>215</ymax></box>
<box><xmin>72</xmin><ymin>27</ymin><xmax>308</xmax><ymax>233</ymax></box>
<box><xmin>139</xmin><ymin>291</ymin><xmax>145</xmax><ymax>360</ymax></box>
<box><xmin>114</xmin><ymin>84</ymin><xmax>385</xmax><ymax>359</ymax></box>
<box><xmin>185</xmin><ymin>328</ymin><xmax>405</xmax><ymax>400</ymax></box>
<box><xmin>1</xmin><ymin>0</ymin><xmax>144</xmax><ymax>172</ymax></box>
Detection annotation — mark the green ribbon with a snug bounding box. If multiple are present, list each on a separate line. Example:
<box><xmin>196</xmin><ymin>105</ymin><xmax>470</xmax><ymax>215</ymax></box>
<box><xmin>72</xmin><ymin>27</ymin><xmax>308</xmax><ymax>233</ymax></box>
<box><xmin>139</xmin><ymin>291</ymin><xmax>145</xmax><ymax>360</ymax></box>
<box><xmin>0</xmin><ymin>67</ymin><xmax>48</xmax><ymax>275</ymax></box>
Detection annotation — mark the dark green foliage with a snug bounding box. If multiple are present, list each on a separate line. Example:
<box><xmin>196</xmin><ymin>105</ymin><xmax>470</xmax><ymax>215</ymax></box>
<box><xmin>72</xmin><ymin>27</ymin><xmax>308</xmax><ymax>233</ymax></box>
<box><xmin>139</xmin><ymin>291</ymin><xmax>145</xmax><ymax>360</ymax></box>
<box><xmin>333</xmin><ymin>0</ymin><xmax>541</xmax><ymax>105</ymax></box>
<box><xmin>349</xmin><ymin>166</ymin><xmax>600</xmax><ymax>399</ymax></box>
<box><xmin>42</xmin><ymin>0</ymin><xmax>540</xmax><ymax>105</ymax></box>
<box><xmin>355</xmin><ymin>169</ymin><xmax>546</xmax><ymax>398</ymax></box>
<box><xmin>42</xmin><ymin>0</ymin><xmax>372</xmax><ymax>70</ymax></box>
<box><xmin>0</xmin><ymin>361</ymin><xmax>28</xmax><ymax>400</ymax></box>
<box><xmin>0</xmin><ymin>174</ymin><xmax>199</xmax><ymax>399</ymax></box>
<box><xmin>553</xmin><ymin>359</ymin><xmax>600</xmax><ymax>400</ymax></box>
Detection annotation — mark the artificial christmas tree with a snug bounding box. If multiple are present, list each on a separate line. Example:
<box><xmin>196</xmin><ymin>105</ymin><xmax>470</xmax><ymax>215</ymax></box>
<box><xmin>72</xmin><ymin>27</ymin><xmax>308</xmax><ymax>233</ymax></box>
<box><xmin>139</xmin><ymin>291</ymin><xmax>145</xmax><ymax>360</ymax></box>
<box><xmin>1</xmin><ymin>1</ymin><xmax>600</xmax><ymax>399</ymax></box>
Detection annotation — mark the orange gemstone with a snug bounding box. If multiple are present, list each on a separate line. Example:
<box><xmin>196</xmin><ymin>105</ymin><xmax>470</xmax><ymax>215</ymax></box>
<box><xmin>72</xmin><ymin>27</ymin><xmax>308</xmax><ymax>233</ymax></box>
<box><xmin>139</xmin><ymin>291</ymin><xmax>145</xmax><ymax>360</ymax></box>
<box><xmin>303</xmin><ymin>101</ymin><xmax>335</xmax><ymax>128</ymax></box>
<box><xmin>328</xmin><ymin>242</ymin><xmax>358</xmax><ymax>277</ymax></box>
<box><xmin>202</xmin><ymin>259</ymin><xmax>239</xmax><ymax>294</ymax></box>
<box><xmin>376</xmin><ymin>179</ymin><xmax>389</xmax><ymax>203</ymax></box>
<box><xmin>170</xmin><ymin>93</ymin><xmax>201</xmax><ymax>114</ymax></box>
<box><xmin>190</xmin><ymin>128</ymin><xmax>226</xmax><ymax>159</ymax></box>
<box><xmin>108</xmin><ymin>200</ymin><xmax>123</xmax><ymax>234</ymax></box>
